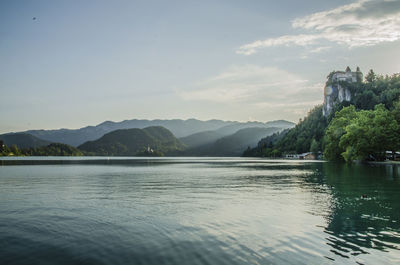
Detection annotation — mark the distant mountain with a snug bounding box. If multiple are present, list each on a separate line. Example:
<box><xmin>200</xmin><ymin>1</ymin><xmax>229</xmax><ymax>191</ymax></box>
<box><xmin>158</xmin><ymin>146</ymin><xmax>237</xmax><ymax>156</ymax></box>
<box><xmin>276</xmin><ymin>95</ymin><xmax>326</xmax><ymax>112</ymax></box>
<box><xmin>22</xmin><ymin>119</ymin><xmax>295</xmax><ymax>147</ymax></box>
<box><xmin>0</xmin><ymin>133</ymin><xmax>52</xmax><ymax>149</ymax></box>
<box><xmin>179</xmin><ymin>130</ymin><xmax>224</xmax><ymax>148</ymax></box>
<box><xmin>215</xmin><ymin>120</ymin><xmax>294</xmax><ymax>136</ymax></box>
<box><xmin>183</xmin><ymin>127</ymin><xmax>282</xmax><ymax>156</ymax></box>
<box><xmin>264</xmin><ymin>120</ymin><xmax>296</xmax><ymax>128</ymax></box>
<box><xmin>78</xmin><ymin>126</ymin><xmax>185</xmax><ymax>156</ymax></box>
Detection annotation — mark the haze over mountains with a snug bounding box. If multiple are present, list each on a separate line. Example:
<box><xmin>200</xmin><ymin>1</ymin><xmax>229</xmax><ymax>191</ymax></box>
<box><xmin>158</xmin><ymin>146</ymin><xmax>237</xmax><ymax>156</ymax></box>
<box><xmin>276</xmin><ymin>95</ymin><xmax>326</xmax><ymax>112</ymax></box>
<box><xmin>181</xmin><ymin>127</ymin><xmax>283</xmax><ymax>156</ymax></box>
<box><xmin>0</xmin><ymin>118</ymin><xmax>295</xmax><ymax>156</ymax></box>
<box><xmin>0</xmin><ymin>133</ymin><xmax>51</xmax><ymax>149</ymax></box>
<box><xmin>7</xmin><ymin>118</ymin><xmax>294</xmax><ymax>146</ymax></box>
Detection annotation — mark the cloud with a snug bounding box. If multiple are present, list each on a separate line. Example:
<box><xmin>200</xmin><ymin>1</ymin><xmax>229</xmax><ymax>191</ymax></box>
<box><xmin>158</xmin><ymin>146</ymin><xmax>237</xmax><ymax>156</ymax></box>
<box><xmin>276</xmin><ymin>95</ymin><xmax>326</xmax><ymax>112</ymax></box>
<box><xmin>238</xmin><ymin>0</ymin><xmax>400</xmax><ymax>55</ymax></box>
<box><xmin>177</xmin><ymin>65</ymin><xmax>322</xmax><ymax>109</ymax></box>
<box><xmin>237</xmin><ymin>34</ymin><xmax>321</xmax><ymax>55</ymax></box>
<box><xmin>309</xmin><ymin>46</ymin><xmax>331</xmax><ymax>54</ymax></box>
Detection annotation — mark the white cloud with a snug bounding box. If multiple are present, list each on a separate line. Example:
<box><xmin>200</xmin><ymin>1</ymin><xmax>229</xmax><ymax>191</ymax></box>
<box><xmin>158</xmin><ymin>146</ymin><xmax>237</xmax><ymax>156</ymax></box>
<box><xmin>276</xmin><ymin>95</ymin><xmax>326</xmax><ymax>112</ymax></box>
<box><xmin>236</xmin><ymin>34</ymin><xmax>321</xmax><ymax>55</ymax></box>
<box><xmin>309</xmin><ymin>46</ymin><xmax>331</xmax><ymax>54</ymax></box>
<box><xmin>238</xmin><ymin>0</ymin><xmax>400</xmax><ymax>55</ymax></box>
<box><xmin>177</xmin><ymin>65</ymin><xmax>323</xmax><ymax>115</ymax></box>
<box><xmin>177</xmin><ymin>65</ymin><xmax>308</xmax><ymax>103</ymax></box>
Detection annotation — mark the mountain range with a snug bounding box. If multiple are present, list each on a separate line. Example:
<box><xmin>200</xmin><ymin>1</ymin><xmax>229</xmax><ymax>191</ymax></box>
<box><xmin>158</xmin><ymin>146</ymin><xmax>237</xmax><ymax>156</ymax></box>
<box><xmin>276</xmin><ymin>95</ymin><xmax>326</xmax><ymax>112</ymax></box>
<box><xmin>15</xmin><ymin>118</ymin><xmax>294</xmax><ymax>147</ymax></box>
<box><xmin>1</xmin><ymin>118</ymin><xmax>295</xmax><ymax>156</ymax></box>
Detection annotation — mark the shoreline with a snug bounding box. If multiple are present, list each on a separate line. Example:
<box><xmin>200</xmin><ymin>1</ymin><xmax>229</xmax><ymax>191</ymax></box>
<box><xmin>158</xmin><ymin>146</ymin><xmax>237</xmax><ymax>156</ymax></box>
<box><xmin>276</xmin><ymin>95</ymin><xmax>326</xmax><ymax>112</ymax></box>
<box><xmin>367</xmin><ymin>160</ymin><xmax>400</xmax><ymax>166</ymax></box>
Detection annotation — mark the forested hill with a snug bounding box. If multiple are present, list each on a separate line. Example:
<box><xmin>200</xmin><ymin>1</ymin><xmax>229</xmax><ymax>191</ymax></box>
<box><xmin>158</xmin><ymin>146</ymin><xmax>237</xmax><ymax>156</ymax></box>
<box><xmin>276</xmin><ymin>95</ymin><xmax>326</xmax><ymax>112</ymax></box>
<box><xmin>0</xmin><ymin>133</ymin><xmax>52</xmax><ymax>149</ymax></box>
<box><xmin>78</xmin><ymin>126</ymin><xmax>185</xmax><ymax>156</ymax></box>
<box><xmin>244</xmin><ymin>70</ymin><xmax>400</xmax><ymax>161</ymax></box>
<box><xmin>243</xmin><ymin>106</ymin><xmax>326</xmax><ymax>157</ymax></box>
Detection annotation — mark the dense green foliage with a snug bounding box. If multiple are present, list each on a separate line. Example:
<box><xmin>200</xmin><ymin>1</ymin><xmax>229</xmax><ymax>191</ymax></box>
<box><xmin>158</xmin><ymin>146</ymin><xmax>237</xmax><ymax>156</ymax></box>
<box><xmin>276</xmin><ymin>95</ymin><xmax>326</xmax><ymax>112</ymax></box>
<box><xmin>274</xmin><ymin>105</ymin><xmax>327</xmax><ymax>154</ymax></box>
<box><xmin>78</xmin><ymin>126</ymin><xmax>185</xmax><ymax>156</ymax></box>
<box><xmin>324</xmin><ymin>104</ymin><xmax>400</xmax><ymax>162</ymax></box>
<box><xmin>341</xmin><ymin>72</ymin><xmax>400</xmax><ymax>111</ymax></box>
<box><xmin>323</xmin><ymin>106</ymin><xmax>357</xmax><ymax>161</ymax></box>
<box><xmin>0</xmin><ymin>143</ymin><xmax>83</xmax><ymax>156</ymax></box>
<box><xmin>24</xmin><ymin>143</ymin><xmax>84</xmax><ymax>156</ymax></box>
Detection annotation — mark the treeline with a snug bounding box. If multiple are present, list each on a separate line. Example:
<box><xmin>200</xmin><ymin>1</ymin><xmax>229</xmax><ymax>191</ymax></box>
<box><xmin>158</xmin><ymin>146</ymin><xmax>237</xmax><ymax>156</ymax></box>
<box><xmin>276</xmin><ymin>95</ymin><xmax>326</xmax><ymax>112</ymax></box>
<box><xmin>244</xmin><ymin>71</ymin><xmax>400</xmax><ymax>162</ymax></box>
<box><xmin>344</xmin><ymin>70</ymin><xmax>400</xmax><ymax>111</ymax></box>
<box><xmin>0</xmin><ymin>143</ymin><xmax>84</xmax><ymax>156</ymax></box>
<box><xmin>325</xmin><ymin>104</ymin><xmax>400</xmax><ymax>162</ymax></box>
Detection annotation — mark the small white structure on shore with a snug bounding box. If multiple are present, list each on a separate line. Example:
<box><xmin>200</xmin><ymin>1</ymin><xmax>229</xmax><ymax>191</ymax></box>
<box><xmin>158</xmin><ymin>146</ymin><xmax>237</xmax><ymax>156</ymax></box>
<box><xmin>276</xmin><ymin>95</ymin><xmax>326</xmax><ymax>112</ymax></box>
<box><xmin>285</xmin><ymin>152</ymin><xmax>316</xmax><ymax>160</ymax></box>
<box><xmin>147</xmin><ymin>146</ymin><xmax>154</xmax><ymax>153</ymax></box>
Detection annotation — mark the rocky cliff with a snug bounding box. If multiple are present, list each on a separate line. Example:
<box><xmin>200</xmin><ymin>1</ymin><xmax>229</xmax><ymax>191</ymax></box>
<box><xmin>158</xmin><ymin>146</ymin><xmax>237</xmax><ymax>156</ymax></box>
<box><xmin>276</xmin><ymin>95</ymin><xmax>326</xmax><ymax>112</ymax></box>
<box><xmin>323</xmin><ymin>67</ymin><xmax>363</xmax><ymax>117</ymax></box>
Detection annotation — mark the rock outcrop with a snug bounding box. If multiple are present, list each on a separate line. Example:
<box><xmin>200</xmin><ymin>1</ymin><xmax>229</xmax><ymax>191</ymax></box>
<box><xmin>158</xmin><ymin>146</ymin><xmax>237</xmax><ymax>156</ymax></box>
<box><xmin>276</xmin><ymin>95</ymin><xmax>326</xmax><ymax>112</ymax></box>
<box><xmin>323</xmin><ymin>67</ymin><xmax>362</xmax><ymax>117</ymax></box>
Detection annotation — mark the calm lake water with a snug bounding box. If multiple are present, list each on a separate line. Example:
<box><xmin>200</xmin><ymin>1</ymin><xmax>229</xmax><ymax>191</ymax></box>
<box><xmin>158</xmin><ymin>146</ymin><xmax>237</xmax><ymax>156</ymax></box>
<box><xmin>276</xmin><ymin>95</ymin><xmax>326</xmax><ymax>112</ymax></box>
<box><xmin>0</xmin><ymin>157</ymin><xmax>399</xmax><ymax>264</ymax></box>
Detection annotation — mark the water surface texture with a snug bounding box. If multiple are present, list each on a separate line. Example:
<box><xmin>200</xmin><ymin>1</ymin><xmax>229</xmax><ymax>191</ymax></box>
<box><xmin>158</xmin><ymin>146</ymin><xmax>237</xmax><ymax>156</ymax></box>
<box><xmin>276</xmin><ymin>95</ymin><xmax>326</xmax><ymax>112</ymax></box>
<box><xmin>1</xmin><ymin>158</ymin><xmax>399</xmax><ymax>264</ymax></box>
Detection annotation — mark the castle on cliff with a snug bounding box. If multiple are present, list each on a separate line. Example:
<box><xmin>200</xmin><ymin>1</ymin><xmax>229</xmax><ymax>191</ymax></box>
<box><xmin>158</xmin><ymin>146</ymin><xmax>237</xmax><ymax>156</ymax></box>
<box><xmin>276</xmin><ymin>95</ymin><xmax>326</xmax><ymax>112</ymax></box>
<box><xmin>323</xmin><ymin>67</ymin><xmax>362</xmax><ymax>117</ymax></box>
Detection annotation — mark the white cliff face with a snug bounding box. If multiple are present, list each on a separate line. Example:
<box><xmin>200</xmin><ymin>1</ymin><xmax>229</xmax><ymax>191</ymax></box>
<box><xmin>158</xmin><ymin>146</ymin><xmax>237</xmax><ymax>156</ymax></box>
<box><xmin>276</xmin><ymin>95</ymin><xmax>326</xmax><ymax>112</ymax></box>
<box><xmin>338</xmin><ymin>87</ymin><xmax>345</xmax><ymax>102</ymax></box>
<box><xmin>323</xmin><ymin>69</ymin><xmax>360</xmax><ymax>117</ymax></box>
<box><xmin>345</xmin><ymin>88</ymin><xmax>352</xmax><ymax>101</ymax></box>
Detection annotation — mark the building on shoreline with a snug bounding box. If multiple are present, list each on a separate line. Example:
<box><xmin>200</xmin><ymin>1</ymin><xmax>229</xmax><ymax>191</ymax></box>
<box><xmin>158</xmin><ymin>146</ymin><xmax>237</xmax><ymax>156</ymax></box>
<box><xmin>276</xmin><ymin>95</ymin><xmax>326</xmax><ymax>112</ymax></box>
<box><xmin>285</xmin><ymin>152</ymin><xmax>316</xmax><ymax>160</ymax></box>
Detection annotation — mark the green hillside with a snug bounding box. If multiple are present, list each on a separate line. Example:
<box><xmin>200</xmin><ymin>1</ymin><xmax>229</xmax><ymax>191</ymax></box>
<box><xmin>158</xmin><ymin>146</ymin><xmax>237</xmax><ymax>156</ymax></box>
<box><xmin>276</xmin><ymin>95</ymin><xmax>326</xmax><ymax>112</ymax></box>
<box><xmin>0</xmin><ymin>133</ymin><xmax>51</xmax><ymax>149</ymax></box>
<box><xmin>78</xmin><ymin>126</ymin><xmax>185</xmax><ymax>156</ymax></box>
<box><xmin>184</xmin><ymin>127</ymin><xmax>281</xmax><ymax>156</ymax></box>
<box><xmin>274</xmin><ymin>105</ymin><xmax>327</xmax><ymax>154</ymax></box>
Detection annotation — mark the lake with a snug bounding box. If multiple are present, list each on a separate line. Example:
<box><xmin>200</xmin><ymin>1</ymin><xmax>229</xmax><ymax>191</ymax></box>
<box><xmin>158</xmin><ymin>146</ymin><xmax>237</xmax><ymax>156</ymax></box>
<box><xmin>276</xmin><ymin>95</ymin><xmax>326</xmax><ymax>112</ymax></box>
<box><xmin>0</xmin><ymin>157</ymin><xmax>399</xmax><ymax>264</ymax></box>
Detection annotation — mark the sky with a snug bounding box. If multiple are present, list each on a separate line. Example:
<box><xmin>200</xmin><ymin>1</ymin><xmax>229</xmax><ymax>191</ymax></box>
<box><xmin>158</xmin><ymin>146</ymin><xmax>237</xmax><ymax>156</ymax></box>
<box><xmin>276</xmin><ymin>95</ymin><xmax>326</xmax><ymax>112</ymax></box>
<box><xmin>1</xmin><ymin>0</ymin><xmax>400</xmax><ymax>133</ymax></box>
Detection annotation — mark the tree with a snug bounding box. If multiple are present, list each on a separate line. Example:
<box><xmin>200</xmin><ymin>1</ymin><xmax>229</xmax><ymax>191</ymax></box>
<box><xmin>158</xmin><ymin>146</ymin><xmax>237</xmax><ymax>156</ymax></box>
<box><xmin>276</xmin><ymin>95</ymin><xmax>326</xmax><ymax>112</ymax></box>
<box><xmin>271</xmin><ymin>149</ymin><xmax>281</xmax><ymax>158</ymax></box>
<box><xmin>325</xmin><ymin>104</ymin><xmax>400</xmax><ymax>162</ymax></box>
<box><xmin>356</xmin><ymin>66</ymin><xmax>363</xmax><ymax>82</ymax></box>
<box><xmin>8</xmin><ymin>145</ymin><xmax>22</xmax><ymax>156</ymax></box>
<box><xmin>354</xmin><ymin>90</ymin><xmax>379</xmax><ymax>110</ymax></box>
<box><xmin>365</xmin><ymin>69</ymin><xmax>376</xmax><ymax>83</ymax></box>
<box><xmin>310</xmin><ymin>139</ymin><xmax>319</xmax><ymax>156</ymax></box>
<box><xmin>323</xmin><ymin>105</ymin><xmax>357</xmax><ymax>161</ymax></box>
<box><xmin>392</xmin><ymin>97</ymin><xmax>400</xmax><ymax>123</ymax></box>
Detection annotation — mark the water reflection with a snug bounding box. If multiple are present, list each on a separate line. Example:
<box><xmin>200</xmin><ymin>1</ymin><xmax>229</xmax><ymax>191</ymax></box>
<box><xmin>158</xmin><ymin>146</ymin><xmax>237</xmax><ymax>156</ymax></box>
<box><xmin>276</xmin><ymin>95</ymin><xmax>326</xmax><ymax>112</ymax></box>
<box><xmin>319</xmin><ymin>163</ymin><xmax>400</xmax><ymax>263</ymax></box>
